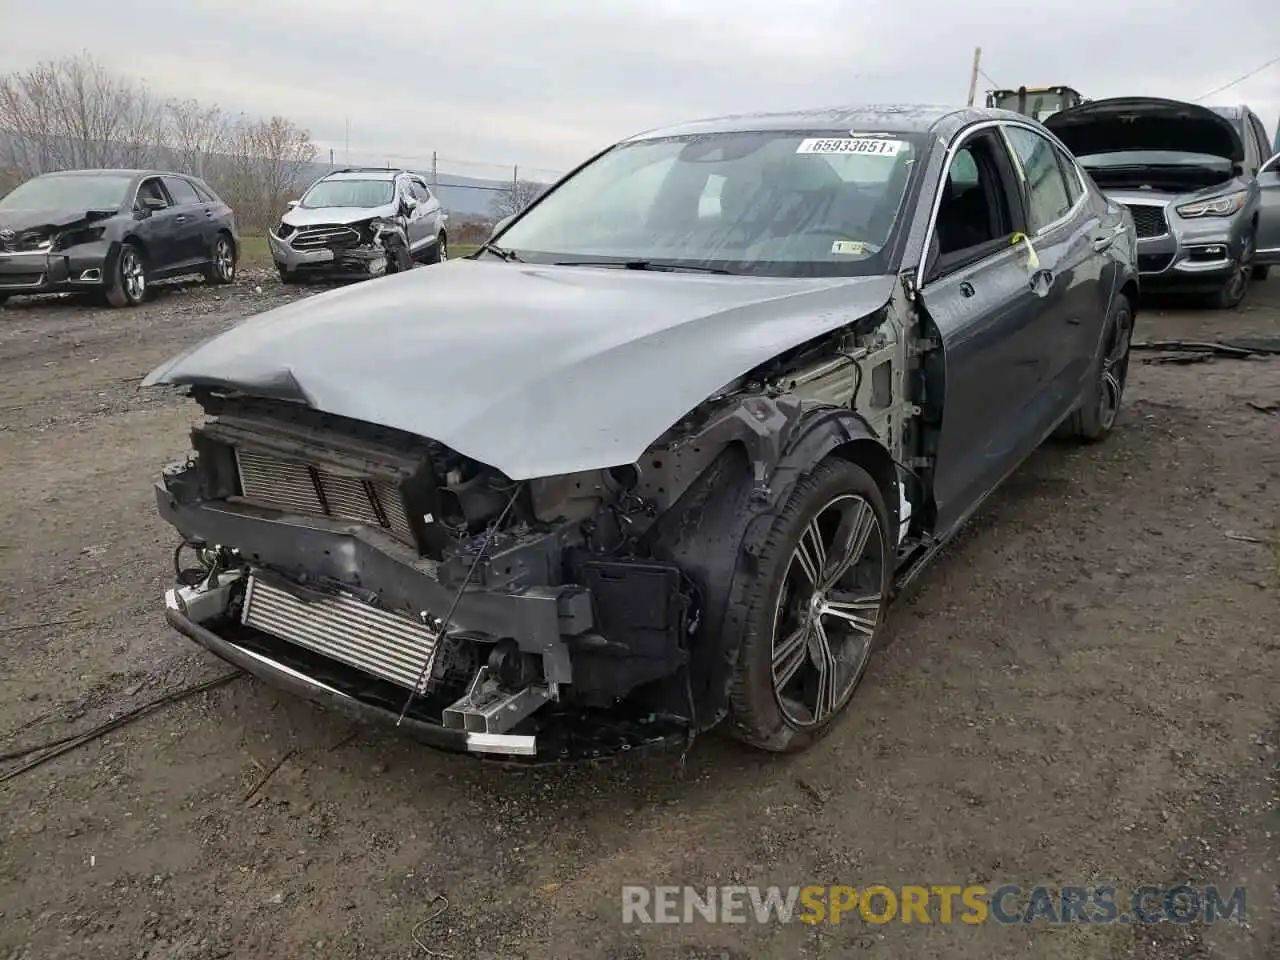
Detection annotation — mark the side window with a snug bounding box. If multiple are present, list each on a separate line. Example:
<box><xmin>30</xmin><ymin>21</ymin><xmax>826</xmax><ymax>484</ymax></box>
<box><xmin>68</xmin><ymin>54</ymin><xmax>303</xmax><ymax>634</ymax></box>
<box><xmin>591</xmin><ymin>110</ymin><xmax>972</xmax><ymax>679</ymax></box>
<box><xmin>930</xmin><ymin>130</ymin><xmax>1017</xmax><ymax>275</ymax></box>
<box><xmin>1003</xmin><ymin>126</ymin><xmax>1073</xmax><ymax>232</ymax></box>
<box><xmin>1054</xmin><ymin>147</ymin><xmax>1083</xmax><ymax>205</ymax></box>
<box><xmin>136</xmin><ymin>177</ymin><xmax>170</xmax><ymax>209</ymax></box>
<box><xmin>411</xmin><ymin>180</ymin><xmax>432</xmax><ymax>202</ymax></box>
<box><xmin>162</xmin><ymin>176</ymin><xmax>201</xmax><ymax>206</ymax></box>
<box><xmin>191</xmin><ymin>181</ymin><xmax>217</xmax><ymax>203</ymax></box>
<box><xmin>1248</xmin><ymin>115</ymin><xmax>1271</xmax><ymax>170</ymax></box>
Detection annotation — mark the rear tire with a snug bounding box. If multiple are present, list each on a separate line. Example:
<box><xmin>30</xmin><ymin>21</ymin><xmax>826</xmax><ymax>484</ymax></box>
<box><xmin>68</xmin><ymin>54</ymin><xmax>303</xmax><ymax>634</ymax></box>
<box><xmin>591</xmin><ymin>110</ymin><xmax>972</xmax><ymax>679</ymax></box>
<box><xmin>728</xmin><ymin>458</ymin><xmax>892</xmax><ymax>753</ymax></box>
<box><xmin>203</xmin><ymin>233</ymin><xmax>236</xmax><ymax>285</ymax></box>
<box><xmin>105</xmin><ymin>242</ymin><xmax>147</xmax><ymax>308</ymax></box>
<box><xmin>1058</xmin><ymin>293</ymin><xmax>1132</xmax><ymax>443</ymax></box>
<box><xmin>1209</xmin><ymin>233</ymin><xmax>1254</xmax><ymax>309</ymax></box>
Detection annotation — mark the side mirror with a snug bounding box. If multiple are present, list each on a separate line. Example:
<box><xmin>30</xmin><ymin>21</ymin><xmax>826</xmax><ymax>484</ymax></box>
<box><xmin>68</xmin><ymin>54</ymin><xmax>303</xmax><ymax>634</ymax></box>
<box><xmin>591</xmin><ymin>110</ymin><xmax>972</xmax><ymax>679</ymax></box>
<box><xmin>402</xmin><ymin>195</ymin><xmax>420</xmax><ymax>213</ymax></box>
<box><xmin>285</xmin><ymin>199</ymin><xmax>299</xmax><ymax>210</ymax></box>
<box><xmin>489</xmin><ymin>215</ymin><xmax>514</xmax><ymax>240</ymax></box>
<box><xmin>143</xmin><ymin>196</ymin><xmax>167</xmax><ymax>211</ymax></box>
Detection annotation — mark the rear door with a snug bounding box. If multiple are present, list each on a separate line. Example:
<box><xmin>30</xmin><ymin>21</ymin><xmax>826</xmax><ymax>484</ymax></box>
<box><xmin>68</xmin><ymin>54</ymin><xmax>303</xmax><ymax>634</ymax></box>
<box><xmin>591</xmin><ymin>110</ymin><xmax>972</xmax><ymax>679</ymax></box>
<box><xmin>161</xmin><ymin>176</ymin><xmax>208</xmax><ymax>265</ymax></box>
<box><xmin>917</xmin><ymin>127</ymin><xmax>1054</xmax><ymax>534</ymax></box>
<box><xmin>1001</xmin><ymin>123</ymin><xmax>1113</xmax><ymax>414</ymax></box>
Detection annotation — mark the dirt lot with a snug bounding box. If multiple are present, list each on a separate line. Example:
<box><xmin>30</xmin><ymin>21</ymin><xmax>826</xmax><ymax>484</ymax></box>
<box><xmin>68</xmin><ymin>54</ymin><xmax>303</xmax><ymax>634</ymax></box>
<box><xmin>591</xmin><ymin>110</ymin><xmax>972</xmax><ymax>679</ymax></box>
<box><xmin>1</xmin><ymin>272</ymin><xmax>1277</xmax><ymax>960</ymax></box>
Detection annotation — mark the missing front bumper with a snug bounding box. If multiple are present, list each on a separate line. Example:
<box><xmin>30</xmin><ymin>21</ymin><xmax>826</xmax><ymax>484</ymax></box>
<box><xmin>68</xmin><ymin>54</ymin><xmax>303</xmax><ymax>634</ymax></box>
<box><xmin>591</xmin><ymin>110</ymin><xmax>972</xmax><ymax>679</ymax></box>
<box><xmin>164</xmin><ymin>584</ymin><xmax>537</xmax><ymax>757</ymax></box>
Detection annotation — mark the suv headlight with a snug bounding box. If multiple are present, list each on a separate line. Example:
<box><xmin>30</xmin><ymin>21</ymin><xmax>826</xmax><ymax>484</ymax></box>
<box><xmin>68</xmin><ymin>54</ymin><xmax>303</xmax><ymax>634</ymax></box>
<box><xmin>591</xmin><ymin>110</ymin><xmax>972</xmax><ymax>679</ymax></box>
<box><xmin>1176</xmin><ymin>191</ymin><xmax>1247</xmax><ymax>218</ymax></box>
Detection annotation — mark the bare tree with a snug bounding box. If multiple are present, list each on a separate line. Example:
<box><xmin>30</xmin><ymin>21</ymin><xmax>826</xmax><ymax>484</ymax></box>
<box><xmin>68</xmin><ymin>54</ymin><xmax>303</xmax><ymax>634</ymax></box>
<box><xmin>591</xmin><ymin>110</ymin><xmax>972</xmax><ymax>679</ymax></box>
<box><xmin>490</xmin><ymin>179</ymin><xmax>543</xmax><ymax>220</ymax></box>
<box><xmin>167</xmin><ymin>98</ymin><xmax>230</xmax><ymax>180</ymax></box>
<box><xmin>0</xmin><ymin>53</ymin><xmax>319</xmax><ymax>231</ymax></box>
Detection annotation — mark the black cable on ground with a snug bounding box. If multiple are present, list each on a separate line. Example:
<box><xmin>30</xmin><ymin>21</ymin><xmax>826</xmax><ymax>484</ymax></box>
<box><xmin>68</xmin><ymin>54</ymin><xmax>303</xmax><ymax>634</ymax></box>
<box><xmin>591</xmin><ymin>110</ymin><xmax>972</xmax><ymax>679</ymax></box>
<box><xmin>0</xmin><ymin>671</ymin><xmax>242</xmax><ymax>785</ymax></box>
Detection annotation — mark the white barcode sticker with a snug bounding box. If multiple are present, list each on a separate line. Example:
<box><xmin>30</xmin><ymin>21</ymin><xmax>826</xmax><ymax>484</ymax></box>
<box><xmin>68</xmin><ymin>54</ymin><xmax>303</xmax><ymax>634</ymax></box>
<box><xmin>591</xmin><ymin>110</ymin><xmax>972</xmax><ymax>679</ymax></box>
<box><xmin>796</xmin><ymin>137</ymin><xmax>905</xmax><ymax>157</ymax></box>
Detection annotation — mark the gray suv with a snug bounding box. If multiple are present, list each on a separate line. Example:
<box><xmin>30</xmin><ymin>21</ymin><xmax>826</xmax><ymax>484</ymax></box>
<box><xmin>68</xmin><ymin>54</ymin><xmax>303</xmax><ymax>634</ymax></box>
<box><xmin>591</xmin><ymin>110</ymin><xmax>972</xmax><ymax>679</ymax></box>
<box><xmin>1045</xmin><ymin>97</ymin><xmax>1279</xmax><ymax>308</ymax></box>
<box><xmin>269</xmin><ymin>167</ymin><xmax>448</xmax><ymax>283</ymax></box>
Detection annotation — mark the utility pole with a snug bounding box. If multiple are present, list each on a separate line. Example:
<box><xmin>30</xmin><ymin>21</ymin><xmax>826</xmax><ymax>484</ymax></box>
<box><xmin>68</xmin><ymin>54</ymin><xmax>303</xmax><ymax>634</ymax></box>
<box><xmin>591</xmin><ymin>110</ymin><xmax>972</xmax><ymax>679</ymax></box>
<box><xmin>329</xmin><ymin>147</ymin><xmax>334</xmax><ymax>170</ymax></box>
<box><xmin>513</xmin><ymin>164</ymin><xmax>519</xmax><ymax>198</ymax></box>
<box><xmin>344</xmin><ymin>119</ymin><xmax>350</xmax><ymax>164</ymax></box>
<box><xmin>431</xmin><ymin>151</ymin><xmax>438</xmax><ymax>191</ymax></box>
<box><xmin>966</xmin><ymin>46</ymin><xmax>982</xmax><ymax>107</ymax></box>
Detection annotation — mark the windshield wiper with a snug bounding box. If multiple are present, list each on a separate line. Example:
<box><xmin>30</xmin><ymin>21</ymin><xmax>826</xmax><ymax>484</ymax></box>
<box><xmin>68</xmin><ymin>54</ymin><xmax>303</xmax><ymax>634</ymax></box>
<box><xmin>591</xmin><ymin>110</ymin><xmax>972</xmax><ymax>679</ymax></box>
<box><xmin>553</xmin><ymin>259</ymin><xmax>735</xmax><ymax>275</ymax></box>
<box><xmin>477</xmin><ymin>241</ymin><xmax>524</xmax><ymax>262</ymax></box>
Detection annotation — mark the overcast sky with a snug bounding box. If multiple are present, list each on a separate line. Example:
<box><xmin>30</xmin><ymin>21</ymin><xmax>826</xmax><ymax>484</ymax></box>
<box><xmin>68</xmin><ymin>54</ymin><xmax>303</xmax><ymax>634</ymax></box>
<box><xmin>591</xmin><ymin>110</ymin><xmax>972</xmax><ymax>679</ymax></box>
<box><xmin>2</xmin><ymin>0</ymin><xmax>1278</xmax><ymax>178</ymax></box>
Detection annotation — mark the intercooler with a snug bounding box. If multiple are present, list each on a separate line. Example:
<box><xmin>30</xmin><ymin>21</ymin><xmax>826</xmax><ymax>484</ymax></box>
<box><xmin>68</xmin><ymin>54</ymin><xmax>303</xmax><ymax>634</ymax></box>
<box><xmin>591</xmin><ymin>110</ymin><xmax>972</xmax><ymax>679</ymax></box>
<box><xmin>240</xmin><ymin>574</ymin><xmax>438</xmax><ymax>691</ymax></box>
<box><xmin>234</xmin><ymin>448</ymin><xmax>413</xmax><ymax>542</ymax></box>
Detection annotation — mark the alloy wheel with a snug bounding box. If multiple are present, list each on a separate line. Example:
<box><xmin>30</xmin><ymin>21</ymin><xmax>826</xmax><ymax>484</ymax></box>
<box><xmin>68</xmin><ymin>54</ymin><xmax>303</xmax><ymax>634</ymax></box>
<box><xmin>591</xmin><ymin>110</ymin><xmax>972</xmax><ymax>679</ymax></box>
<box><xmin>1098</xmin><ymin>308</ymin><xmax>1133</xmax><ymax>431</ymax></box>
<box><xmin>771</xmin><ymin>493</ymin><xmax>885</xmax><ymax>728</ymax></box>
<box><xmin>121</xmin><ymin>248</ymin><xmax>146</xmax><ymax>302</ymax></box>
<box><xmin>1227</xmin><ymin>235</ymin><xmax>1254</xmax><ymax>302</ymax></box>
<box><xmin>215</xmin><ymin>238</ymin><xmax>235</xmax><ymax>281</ymax></box>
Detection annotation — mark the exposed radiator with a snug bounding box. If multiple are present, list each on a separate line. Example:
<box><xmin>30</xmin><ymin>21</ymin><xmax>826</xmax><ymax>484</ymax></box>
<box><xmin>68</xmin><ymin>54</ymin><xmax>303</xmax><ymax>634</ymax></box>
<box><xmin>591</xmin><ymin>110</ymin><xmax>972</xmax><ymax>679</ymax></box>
<box><xmin>241</xmin><ymin>574</ymin><xmax>438</xmax><ymax>691</ymax></box>
<box><xmin>234</xmin><ymin>448</ymin><xmax>413</xmax><ymax>542</ymax></box>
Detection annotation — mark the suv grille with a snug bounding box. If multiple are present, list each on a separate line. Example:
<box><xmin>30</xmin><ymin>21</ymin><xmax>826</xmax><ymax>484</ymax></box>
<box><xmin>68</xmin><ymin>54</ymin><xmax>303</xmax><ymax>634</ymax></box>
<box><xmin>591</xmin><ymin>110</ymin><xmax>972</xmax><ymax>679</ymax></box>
<box><xmin>291</xmin><ymin>225</ymin><xmax>362</xmax><ymax>250</ymax></box>
<box><xmin>234</xmin><ymin>448</ymin><xmax>412</xmax><ymax>542</ymax></box>
<box><xmin>1123</xmin><ymin>203</ymin><xmax>1169</xmax><ymax>239</ymax></box>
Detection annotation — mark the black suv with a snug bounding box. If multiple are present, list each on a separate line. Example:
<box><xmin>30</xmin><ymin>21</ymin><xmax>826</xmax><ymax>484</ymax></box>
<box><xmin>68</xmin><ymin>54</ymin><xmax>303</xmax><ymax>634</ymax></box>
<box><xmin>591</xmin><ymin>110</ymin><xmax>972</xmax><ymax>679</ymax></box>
<box><xmin>0</xmin><ymin>169</ymin><xmax>239</xmax><ymax>308</ymax></box>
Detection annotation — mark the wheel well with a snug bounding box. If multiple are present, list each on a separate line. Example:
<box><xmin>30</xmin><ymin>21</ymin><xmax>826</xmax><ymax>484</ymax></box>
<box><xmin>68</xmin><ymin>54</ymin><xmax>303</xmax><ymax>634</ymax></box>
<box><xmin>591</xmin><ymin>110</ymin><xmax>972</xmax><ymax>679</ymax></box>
<box><xmin>216</xmin><ymin>228</ymin><xmax>237</xmax><ymax>258</ymax></box>
<box><xmin>829</xmin><ymin>437</ymin><xmax>899</xmax><ymax>531</ymax></box>
<box><xmin>113</xmin><ymin>235</ymin><xmax>147</xmax><ymax>272</ymax></box>
<box><xmin>1119</xmin><ymin>278</ymin><xmax>1139</xmax><ymax>317</ymax></box>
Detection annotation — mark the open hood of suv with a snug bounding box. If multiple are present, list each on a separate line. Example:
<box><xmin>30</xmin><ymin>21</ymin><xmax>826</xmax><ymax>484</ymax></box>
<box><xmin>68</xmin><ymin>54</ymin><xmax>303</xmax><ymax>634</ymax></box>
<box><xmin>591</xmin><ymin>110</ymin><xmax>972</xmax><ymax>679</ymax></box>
<box><xmin>1045</xmin><ymin>97</ymin><xmax>1243</xmax><ymax>164</ymax></box>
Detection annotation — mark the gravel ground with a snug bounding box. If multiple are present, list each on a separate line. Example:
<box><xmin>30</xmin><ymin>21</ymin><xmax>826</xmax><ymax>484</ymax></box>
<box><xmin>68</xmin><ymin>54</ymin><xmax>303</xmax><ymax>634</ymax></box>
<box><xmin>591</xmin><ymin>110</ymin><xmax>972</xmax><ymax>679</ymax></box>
<box><xmin>0</xmin><ymin>272</ymin><xmax>1277</xmax><ymax>960</ymax></box>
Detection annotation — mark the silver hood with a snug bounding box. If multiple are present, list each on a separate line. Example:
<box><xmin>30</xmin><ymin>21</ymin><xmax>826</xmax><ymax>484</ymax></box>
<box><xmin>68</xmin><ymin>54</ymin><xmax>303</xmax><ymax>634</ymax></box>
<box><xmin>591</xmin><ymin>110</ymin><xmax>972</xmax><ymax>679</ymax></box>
<box><xmin>280</xmin><ymin>203</ymin><xmax>399</xmax><ymax>228</ymax></box>
<box><xmin>144</xmin><ymin>259</ymin><xmax>895</xmax><ymax>479</ymax></box>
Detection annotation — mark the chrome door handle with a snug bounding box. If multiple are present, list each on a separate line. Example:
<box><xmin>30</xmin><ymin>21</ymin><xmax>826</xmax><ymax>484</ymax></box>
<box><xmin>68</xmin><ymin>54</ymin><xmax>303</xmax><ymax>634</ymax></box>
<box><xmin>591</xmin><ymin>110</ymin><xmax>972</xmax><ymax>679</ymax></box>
<box><xmin>174</xmin><ymin>214</ymin><xmax>188</xmax><ymax>223</ymax></box>
<box><xmin>1091</xmin><ymin>234</ymin><xmax>1114</xmax><ymax>252</ymax></box>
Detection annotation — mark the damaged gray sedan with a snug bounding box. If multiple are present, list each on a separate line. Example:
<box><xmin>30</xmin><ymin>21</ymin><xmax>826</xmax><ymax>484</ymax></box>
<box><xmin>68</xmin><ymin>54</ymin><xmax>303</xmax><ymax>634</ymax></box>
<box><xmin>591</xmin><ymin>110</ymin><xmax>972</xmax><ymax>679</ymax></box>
<box><xmin>144</xmin><ymin>105</ymin><xmax>1139</xmax><ymax>760</ymax></box>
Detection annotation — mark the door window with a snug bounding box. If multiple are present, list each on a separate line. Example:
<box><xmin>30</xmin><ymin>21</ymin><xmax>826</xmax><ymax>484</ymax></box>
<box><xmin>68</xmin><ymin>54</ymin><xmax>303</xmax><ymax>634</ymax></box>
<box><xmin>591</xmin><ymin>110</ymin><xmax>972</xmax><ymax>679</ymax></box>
<box><xmin>136</xmin><ymin>178</ymin><xmax>171</xmax><ymax>209</ymax></box>
<box><xmin>1004</xmin><ymin>127</ymin><xmax>1073</xmax><ymax>233</ymax></box>
<box><xmin>162</xmin><ymin>177</ymin><xmax>201</xmax><ymax>206</ymax></box>
<box><xmin>929</xmin><ymin>130</ymin><xmax>1019</xmax><ymax>277</ymax></box>
<box><xmin>410</xmin><ymin>180</ymin><xmax>432</xmax><ymax>203</ymax></box>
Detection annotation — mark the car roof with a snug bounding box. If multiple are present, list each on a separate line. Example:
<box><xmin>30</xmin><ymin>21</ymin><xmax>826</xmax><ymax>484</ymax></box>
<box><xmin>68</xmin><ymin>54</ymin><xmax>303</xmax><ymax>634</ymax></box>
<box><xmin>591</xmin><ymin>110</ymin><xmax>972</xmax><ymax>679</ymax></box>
<box><xmin>321</xmin><ymin>168</ymin><xmax>403</xmax><ymax>181</ymax></box>
<box><xmin>625</xmin><ymin>104</ymin><xmax>1016</xmax><ymax>142</ymax></box>
<box><xmin>34</xmin><ymin>169</ymin><xmax>184</xmax><ymax>179</ymax></box>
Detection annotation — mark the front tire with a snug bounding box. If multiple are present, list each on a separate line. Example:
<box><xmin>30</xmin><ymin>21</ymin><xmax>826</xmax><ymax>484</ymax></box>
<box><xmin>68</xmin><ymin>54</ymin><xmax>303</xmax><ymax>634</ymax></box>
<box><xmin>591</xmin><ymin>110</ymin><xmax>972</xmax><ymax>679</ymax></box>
<box><xmin>1210</xmin><ymin>233</ymin><xmax>1254</xmax><ymax>309</ymax></box>
<box><xmin>729</xmin><ymin>458</ymin><xmax>892</xmax><ymax>753</ymax></box>
<box><xmin>276</xmin><ymin>263</ymin><xmax>298</xmax><ymax>284</ymax></box>
<box><xmin>424</xmin><ymin>232</ymin><xmax>447</xmax><ymax>265</ymax></box>
<box><xmin>203</xmin><ymin>233</ymin><xmax>236</xmax><ymax>285</ymax></box>
<box><xmin>105</xmin><ymin>242</ymin><xmax>147</xmax><ymax>308</ymax></box>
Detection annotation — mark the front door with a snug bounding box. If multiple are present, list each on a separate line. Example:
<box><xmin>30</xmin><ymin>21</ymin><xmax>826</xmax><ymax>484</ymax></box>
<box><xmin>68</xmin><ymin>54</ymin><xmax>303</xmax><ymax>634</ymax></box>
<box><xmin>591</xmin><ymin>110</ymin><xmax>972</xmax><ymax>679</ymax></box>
<box><xmin>1256</xmin><ymin>152</ymin><xmax>1280</xmax><ymax>267</ymax></box>
<box><xmin>917</xmin><ymin>128</ymin><xmax>1054</xmax><ymax>536</ymax></box>
<box><xmin>132</xmin><ymin>177</ymin><xmax>182</xmax><ymax>271</ymax></box>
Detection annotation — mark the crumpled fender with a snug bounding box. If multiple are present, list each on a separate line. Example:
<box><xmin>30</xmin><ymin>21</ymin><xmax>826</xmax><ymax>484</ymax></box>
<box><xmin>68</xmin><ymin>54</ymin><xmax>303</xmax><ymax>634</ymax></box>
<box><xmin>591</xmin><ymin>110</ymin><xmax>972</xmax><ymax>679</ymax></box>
<box><xmin>648</xmin><ymin>404</ymin><xmax>896</xmax><ymax>729</ymax></box>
